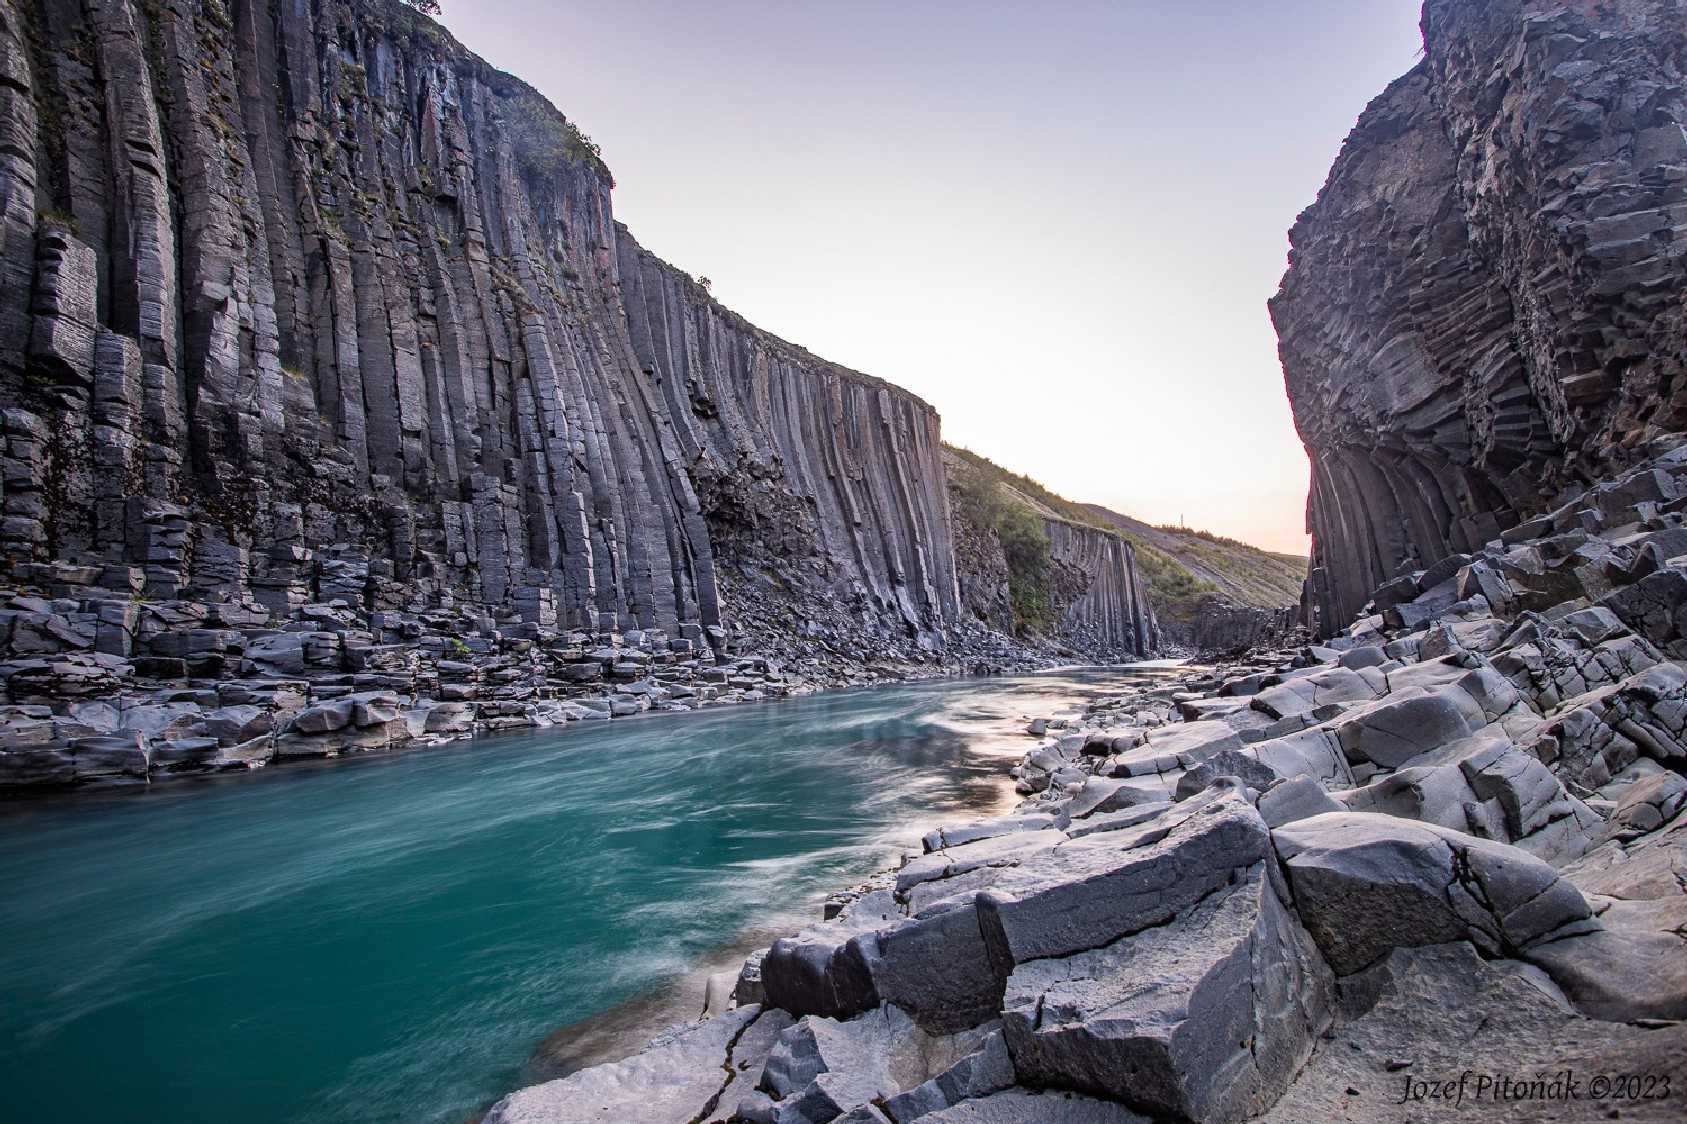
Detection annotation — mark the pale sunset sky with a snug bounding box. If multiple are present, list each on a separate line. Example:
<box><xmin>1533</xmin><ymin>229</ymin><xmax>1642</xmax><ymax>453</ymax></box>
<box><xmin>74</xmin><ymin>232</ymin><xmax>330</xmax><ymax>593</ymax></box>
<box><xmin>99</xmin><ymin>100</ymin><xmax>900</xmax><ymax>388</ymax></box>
<box><xmin>441</xmin><ymin>1</ymin><xmax>1426</xmax><ymax>555</ymax></box>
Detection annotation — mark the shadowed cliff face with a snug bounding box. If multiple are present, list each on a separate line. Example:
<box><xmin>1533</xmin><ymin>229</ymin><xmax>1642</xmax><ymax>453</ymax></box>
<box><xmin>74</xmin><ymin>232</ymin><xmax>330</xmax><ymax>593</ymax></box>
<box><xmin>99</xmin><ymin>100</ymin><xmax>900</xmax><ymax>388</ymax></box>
<box><xmin>1041</xmin><ymin>520</ymin><xmax>1157</xmax><ymax>657</ymax></box>
<box><xmin>1273</xmin><ymin>0</ymin><xmax>1687</xmax><ymax>633</ymax></box>
<box><xmin>0</xmin><ymin>0</ymin><xmax>961</xmax><ymax>645</ymax></box>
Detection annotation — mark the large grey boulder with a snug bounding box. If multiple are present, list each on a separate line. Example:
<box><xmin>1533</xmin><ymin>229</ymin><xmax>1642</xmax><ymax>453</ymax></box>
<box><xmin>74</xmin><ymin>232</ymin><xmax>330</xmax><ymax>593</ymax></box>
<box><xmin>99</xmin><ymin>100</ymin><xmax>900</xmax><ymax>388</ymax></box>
<box><xmin>976</xmin><ymin>783</ymin><xmax>1269</xmax><ymax>970</ymax></box>
<box><xmin>1257</xmin><ymin>776</ymin><xmax>1341</xmax><ymax>827</ymax></box>
<box><xmin>1001</xmin><ymin>861</ymin><xmax>1332</xmax><ymax>1124</ymax></box>
<box><xmin>1273</xmin><ymin>812</ymin><xmax>1594</xmax><ymax>975</ymax></box>
<box><xmin>1330</xmin><ymin>687</ymin><xmax>1481</xmax><ymax>769</ymax></box>
<box><xmin>761</xmin><ymin>896</ymin><xmax>1003</xmax><ymax>1033</ymax></box>
<box><xmin>1246</xmin><ymin>727</ymin><xmax>1353</xmax><ymax>788</ymax></box>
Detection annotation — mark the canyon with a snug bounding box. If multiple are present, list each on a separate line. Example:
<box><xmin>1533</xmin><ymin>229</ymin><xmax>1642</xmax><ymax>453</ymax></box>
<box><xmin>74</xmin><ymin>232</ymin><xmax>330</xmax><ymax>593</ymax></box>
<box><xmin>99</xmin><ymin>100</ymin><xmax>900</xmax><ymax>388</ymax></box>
<box><xmin>1</xmin><ymin>0</ymin><xmax>1685</xmax><ymax>1122</ymax></box>
<box><xmin>479</xmin><ymin>1</ymin><xmax>1687</xmax><ymax>1121</ymax></box>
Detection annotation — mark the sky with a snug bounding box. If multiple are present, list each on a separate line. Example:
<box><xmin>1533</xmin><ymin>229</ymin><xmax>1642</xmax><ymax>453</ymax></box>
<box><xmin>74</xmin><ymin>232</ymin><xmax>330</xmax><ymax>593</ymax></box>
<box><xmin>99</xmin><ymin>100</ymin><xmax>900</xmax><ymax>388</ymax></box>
<box><xmin>440</xmin><ymin>1</ymin><xmax>1425</xmax><ymax>555</ymax></box>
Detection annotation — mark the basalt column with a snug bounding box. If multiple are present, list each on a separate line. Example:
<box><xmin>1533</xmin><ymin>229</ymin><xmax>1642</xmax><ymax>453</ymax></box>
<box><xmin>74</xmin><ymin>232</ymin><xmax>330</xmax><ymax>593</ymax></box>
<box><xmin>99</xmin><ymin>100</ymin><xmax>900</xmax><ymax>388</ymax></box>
<box><xmin>0</xmin><ymin>0</ymin><xmax>963</xmax><ymax>646</ymax></box>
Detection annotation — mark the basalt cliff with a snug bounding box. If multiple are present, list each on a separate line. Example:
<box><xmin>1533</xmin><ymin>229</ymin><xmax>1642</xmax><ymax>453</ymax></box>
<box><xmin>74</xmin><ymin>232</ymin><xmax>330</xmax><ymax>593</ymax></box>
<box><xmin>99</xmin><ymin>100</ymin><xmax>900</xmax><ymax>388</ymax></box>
<box><xmin>1274</xmin><ymin>0</ymin><xmax>1687</xmax><ymax>634</ymax></box>
<box><xmin>3</xmin><ymin>0</ymin><xmax>961</xmax><ymax>643</ymax></box>
<box><xmin>0</xmin><ymin>0</ymin><xmax>1181</xmax><ymax>785</ymax></box>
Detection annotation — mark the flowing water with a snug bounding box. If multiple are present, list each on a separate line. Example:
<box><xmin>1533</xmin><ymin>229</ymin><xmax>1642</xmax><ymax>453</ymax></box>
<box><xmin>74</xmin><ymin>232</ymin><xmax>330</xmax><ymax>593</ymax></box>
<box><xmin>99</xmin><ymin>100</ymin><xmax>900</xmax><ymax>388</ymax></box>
<box><xmin>0</xmin><ymin>666</ymin><xmax>1179</xmax><ymax>1124</ymax></box>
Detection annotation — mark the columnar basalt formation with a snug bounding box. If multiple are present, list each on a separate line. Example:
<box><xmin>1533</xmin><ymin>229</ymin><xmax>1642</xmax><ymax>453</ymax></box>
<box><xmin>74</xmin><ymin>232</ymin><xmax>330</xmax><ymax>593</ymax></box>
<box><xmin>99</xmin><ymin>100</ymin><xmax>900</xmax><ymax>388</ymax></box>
<box><xmin>0</xmin><ymin>0</ymin><xmax>961</xmax><ymax>648</ymax></box>
<box><xmin>941</xmin><ymin>448</ymin><xmax>1160</xmax><ymax>659</ymax></box>
<box><xmin>0</xmin><ymin>0</ymin><xmax>1167</xmax><ymax>788</ymax></box>
<box><xmin>1040</xmin><ymin>519</ymin><xmax>1158</xmax><ymax>658</ymax></box>
<box><xmin>1273</xmin><ymin>0</ymin><xmax>1687</xmax><ymax>633</ymax></box>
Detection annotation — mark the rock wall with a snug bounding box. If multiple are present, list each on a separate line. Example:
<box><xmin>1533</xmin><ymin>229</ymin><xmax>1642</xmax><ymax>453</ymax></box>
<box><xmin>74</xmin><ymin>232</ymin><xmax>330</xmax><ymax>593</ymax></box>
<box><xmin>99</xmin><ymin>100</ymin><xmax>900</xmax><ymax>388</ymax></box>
<box><xmin>1273</xmin><ymin>0</ymin><xmax>1687</xmax><ymax>633</ymax></box>
<box><xmin>941</xmin><ymin>447</ymin><xmax>1159</xmax><ymax>659</ymax></box>
<box><xmin>1041</xmin><ymin>518</ymin><xmax>1158</xmax><ymax>658</ymax></box>
<box><xmin>1187</xmin><ymin>594</ymin><xmax>1299</xmax><ymax>658</ymax></box>
<box><xmin>0</xmin><ymin>0</ymin><xmax>958</xmax><ymax>649</ymax></box>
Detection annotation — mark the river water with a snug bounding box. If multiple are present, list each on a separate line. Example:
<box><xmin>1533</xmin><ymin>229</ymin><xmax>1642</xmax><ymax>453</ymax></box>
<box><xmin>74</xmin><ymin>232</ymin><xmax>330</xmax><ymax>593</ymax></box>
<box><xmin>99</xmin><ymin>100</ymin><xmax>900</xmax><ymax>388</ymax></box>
<box><xmin>0</xmin><ymin>666</ymin><xmax>1177</xmax><ymax>1124</ymax></box>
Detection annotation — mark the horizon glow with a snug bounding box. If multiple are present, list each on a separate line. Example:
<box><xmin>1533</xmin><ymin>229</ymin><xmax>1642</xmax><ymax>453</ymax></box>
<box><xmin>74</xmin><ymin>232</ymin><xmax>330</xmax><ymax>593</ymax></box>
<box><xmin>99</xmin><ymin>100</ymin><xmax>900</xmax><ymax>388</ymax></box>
<box><xmin>441</xmin><ymin>0</ymin><xmax>1426</xmax><ymax>555</ymax></box>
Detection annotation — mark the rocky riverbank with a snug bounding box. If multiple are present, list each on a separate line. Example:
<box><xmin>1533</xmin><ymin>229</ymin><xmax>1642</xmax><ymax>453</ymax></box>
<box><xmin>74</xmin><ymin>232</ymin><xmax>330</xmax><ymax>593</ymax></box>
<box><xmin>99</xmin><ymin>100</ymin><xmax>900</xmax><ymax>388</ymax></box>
<box><xmin>0</xmin><ymin>560</ymin><xmax>1104</xmax><ymax>788</ymax></box>
<box><xmin>480</xmin><ymin>442</ymin><xmax>1687</xmax><ymax>1123</ymax></box>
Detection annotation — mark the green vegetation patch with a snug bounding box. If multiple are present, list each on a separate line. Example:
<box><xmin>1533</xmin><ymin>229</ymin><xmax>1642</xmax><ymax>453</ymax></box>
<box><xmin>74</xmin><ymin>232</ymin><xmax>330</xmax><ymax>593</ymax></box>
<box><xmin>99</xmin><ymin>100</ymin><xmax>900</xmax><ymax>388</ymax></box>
<box><xmin>947</xmin><ymin>443</ymin><xmax>1223</xmax><ymax>626</ymax></box>
<box><xmin>951</xmin><ymin>458</ymin><xmax>1054</xmax><ymax>633</ymax></box>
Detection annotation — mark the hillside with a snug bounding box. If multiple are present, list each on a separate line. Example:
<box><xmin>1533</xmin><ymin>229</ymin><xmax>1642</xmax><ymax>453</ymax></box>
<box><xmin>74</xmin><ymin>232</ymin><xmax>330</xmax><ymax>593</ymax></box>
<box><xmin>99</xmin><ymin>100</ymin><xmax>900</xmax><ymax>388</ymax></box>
<box><xmin>942</xmin><ymin>446</ymin><xmax>1305</xmax><ymax>628</ymax></box>
<box><xmin>1079</xmin><ymin>506</ymin><xmax>1308</xmax><ymax>610</ymax></box>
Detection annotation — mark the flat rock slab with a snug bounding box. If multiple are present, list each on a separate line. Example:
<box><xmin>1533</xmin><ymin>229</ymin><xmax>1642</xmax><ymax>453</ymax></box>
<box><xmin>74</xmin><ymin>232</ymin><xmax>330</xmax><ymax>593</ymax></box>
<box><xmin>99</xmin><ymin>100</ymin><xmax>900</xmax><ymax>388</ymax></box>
<box><xmin>1260</xmin><ymin>943</ymin><xmax>1687</xmax><ymax>1124</ymax></box>
<box><xmin>1523</xmin><ymin>927</ymin><xmax>1687</xmax><ymax>1022</ymax></box>
<box><xmin>923</xmin><ymin>815</ymin><xmax>1058</xmax><ymax>853</ymax></box>
<box><xmin>896</xmin><ymin>830</ymin><xmax>1067</xmax><ymax>895</ymax></box>
<box><xmin>978</xmin><ymin>784</ymin><xmax>1271</xmax><ymax>968</ymax></box>
<box><xmin>919</xmin><ymin>1089</ymin><xmax>1149</xmax><ymax>1123</ymax></box>
<box><xmin>483</xmin><ymin>1005</ymin><xmax>763</xmax><ymax>1124</ymax></box>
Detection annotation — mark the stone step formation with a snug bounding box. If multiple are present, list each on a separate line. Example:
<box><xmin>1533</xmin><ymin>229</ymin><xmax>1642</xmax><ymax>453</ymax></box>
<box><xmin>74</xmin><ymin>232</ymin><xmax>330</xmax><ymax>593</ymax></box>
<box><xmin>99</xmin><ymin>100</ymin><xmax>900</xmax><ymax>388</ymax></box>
<box><xmin>0</xmin><ymin>0</ymin><xmax>1165</xmax><ymax>786</ymax></box>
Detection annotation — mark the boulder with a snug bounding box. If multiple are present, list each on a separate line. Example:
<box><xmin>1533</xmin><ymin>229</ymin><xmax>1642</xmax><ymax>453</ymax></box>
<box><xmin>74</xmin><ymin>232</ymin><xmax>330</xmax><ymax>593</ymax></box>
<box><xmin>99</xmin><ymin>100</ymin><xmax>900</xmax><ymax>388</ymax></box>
<box><xmin>976</xmin><ymin>784</ymin><xmax>1269</xmax><ymax>970</ymax></box>
<box><xmin>1330</xmin><ymin>688</ymin><xmax>1479</xmax><ymax>769</ymax></box>
<box><xmin>292</xmin><ymin>698</ymin><xmax>355</xmax><ymax>735</ymax></box>
<box><xmin>1273</xmin><ymin>813</ymin><xmax>1594</xmax><ymax>974</ymax></box>
<box><xmin>1257</xmin><ymin>776</ymin><xmax>1342</xmax><ymax>827</ymax></box>
<box><xmin>761</xmin><ymin>899</ymin><xmax>1003</xmax><ymax>1033</ymax></box>
<box><xmin>1001</xmin><ymin>862</ymin><xmax>1332</xmax><ymax>1123</ymax></box>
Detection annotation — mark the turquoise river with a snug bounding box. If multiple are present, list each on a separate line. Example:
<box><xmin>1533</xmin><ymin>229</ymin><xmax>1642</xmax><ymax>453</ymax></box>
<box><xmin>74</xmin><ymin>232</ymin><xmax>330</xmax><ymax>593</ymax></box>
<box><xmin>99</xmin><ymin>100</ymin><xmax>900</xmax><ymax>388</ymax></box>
<box><xmin>0</xmin><ymin>666</ymin><xmax>1173</xmax><ymax>1124</ymax></box>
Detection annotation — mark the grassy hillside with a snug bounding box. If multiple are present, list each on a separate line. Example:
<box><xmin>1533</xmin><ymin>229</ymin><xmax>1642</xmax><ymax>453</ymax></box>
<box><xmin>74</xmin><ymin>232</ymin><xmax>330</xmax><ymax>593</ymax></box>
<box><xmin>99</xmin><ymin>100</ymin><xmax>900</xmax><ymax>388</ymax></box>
<box><xmin>1080</xmin><ymin>506</ymin><xmax>1308</xmax><ymax>611</ymax></box>
<box><xmin>943</xmin><ymin>446</ymin><xmax>1305</xmax><ymax>625</ymax></box>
